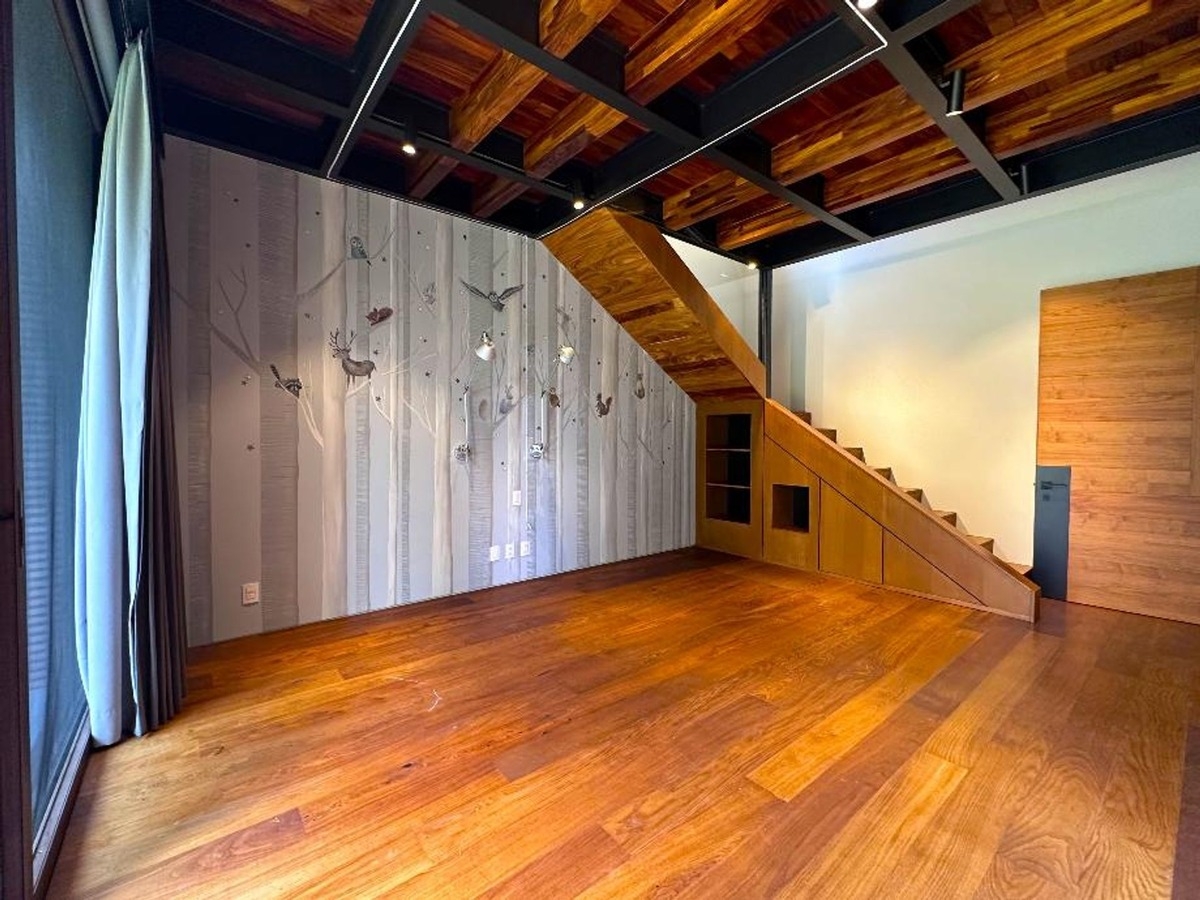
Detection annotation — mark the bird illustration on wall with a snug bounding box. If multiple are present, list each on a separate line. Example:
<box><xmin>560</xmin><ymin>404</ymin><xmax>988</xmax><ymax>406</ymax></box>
<box><xmin>498</xmin><ymin>386</ymin><xmax>517</xmax><ymax>417</ymax></box>
<box><xmin>595</xmin><ymin>393</ymin><xmax>613</xmax><ymax>417</ymax></box>
<box><xmin>634</xmin><ymin>373</ymin><xmax>646</xmax><ymax>399</ymax></box>
<box><xmin>366</xmin><ymin>306</ymin><xmax>393</xmax><ymax>327</ymax></box>
<box><xmin>546</xmin><ymin>387</ymin><xmax>561</xmax><ymax>408</ymax></box>
<box><xmin>349</xmin><ymin>236</ymin><xmax>371</xmax><ymax>265</ymax></box>
<box><xmin>269</xmin><ymin>364</ymin><xmax>303</xmax><ymax>398</ymax></box>
<box><xmin>461</xmin><ymin>280</ymin><xmax>523</xmax><ymax>313</ymax></box>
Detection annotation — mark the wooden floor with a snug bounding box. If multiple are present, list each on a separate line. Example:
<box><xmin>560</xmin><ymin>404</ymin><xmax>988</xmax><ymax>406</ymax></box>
<box><xmin>50</xmin><ymin>550</ymin><xmax>1200</xmax><ymax>899</ymax></box>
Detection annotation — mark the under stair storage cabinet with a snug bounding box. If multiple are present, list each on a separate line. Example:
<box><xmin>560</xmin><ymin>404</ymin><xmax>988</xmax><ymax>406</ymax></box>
<box><xmin>697</xmin><ymin>399</ymin><xmax>764</xmax><ymax>559</ymax></box>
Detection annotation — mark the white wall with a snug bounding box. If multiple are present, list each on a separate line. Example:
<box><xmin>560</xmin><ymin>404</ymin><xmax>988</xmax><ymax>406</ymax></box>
<box><xmin>666</xmin><ymin>236</ymin><xmax>759</xmax><ymax>351</ymax></box>
<box><xmin>775</xmin><ymin>153</ymin><xmax>1200</xmax><ymax>565</ymax></box>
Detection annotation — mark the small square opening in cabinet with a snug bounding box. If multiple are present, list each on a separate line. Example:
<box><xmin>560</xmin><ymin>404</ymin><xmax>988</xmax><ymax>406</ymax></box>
<box><xmin>772</xmin><ymin>484</ymin><xmax>810</xmax><ymax>532</ymax></box>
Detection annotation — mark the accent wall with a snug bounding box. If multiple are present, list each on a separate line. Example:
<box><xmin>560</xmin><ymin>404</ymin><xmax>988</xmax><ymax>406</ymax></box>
<box><xmin>773</xmin><ymin>153</ymin><xmax>1200</xmax><ymax>565</ymax></box>
<box><xmin>163</xmin><ymin>138</ymin><xmax>695</xmax><ymax>646</ymax></box>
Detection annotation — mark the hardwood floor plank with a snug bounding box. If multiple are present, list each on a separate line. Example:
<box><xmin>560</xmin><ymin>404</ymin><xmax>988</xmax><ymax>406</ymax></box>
<box><xmin>748</xmin><ymin>623</ymin><xmax>979</xmax><ymax>800</ymax></box>
<box><xmin>46</xmin><ymin>549</ymin><xmax>1200</xmax><ymax>898</ymax></box>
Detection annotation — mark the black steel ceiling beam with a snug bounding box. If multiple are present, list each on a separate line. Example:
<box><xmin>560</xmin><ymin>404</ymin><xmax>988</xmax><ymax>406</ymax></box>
<box><xmin>832</xmin><ymin>4</ymin><xmax>1020</xmax><ymax>202</ymax></box>
<box><xmin>324</xmin><ymin>0</ymin><xmax>430</xmax><ymax>177</ymax></box>
<box><xmin>701</xmin><ymin>16</ymin><xmax>869</xmax><ymax>139</ymax></box>
<box><xmin>886</xmin><ymin>0</ymin><xmax>982</xmax><ymax>43</ymax></box>
<box><xmin>153</xmin><ymin>0</ymin><xmax>355</xmax><ymax>104</ymax></box>
<box><xmin>746</xmin><ymin>100</ymin><xmax>1200</xmax><ymax>270</ymax></box>
<box><xmin>430</xmin><ymin>0</ymin><xmax>875</xmax><ymax>242</ymax></box>
<box><xmin>160</xmin><ymin>84</ymin><xmax>331</xmax><ymax>173</ymax></box>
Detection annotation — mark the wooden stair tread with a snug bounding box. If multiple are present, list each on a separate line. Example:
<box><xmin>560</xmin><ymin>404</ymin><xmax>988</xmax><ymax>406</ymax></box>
<box><xmin>845</xmin><ymin>447</ymin><xmax>866</xmax><ymax>461</ymax></box>
<box><xmin>934</xmin><ymin>509</ymin><xmax>958</xmax><ymax>525</ymax></box>
<box><xmin>903</xmin><ymin>487</ymin><xmax>924</xmax><ymax>501</ymax></box>
<box><xmin>969</xmin><ymin>535</ymin><xmax>996</xmax><ymax>552</ymax></box>
<box><xmin>817</xmin><ymin>427</ymin><xmax>837</xmax><ymax>441</ymax></box>
<box><xmin>873</xmin><ymin>467</ymin><xmax>894</xmax><ymax>481</ymax></box>
<box><xmin>1005</xmin><ymin>561</ymin><xmax>1033</xmax><ymax>577</ymax></box>
<box><xmin>793</xmin><ymin>410</ymin><xmax>812</xmax><ymax>424</ymax></box>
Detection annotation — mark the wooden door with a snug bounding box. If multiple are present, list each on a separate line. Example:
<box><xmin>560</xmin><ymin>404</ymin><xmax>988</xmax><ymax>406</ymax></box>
<box><xmin>1038</xmin><ymin>266</ymin><xmax>1200</xmax><ymax>623</ymax></box>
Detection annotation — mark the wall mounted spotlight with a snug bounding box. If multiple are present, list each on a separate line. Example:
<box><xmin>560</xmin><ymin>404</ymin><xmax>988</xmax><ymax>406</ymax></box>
<box><xmin>855</xmin><ymin>0</ymin><xmax>877</xmax><ymax>9</ymax></box>
<box><xmin>746</xmin><ymin>260</ymin><xmax>759</xmax><ymax>270</ymax></box>
<box><xmin>944</xmin><ymin>69</ymin><xmax>966</xmax><ymax>117</ymax></box>
<box><xmin>475</xmin><ymin>331</ymin><xmax>496</xmax><ymax>361</ymax></box>
<box><xmin>571</xmin><ymin>178</ymin><xmax>587</xmax><ymax>211</ymax></box>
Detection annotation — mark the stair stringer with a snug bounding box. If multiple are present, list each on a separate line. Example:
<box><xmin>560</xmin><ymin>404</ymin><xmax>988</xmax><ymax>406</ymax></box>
<box><xmin>765</xmin><ymin>401</ymin><xmax>1039</xmax><ymax>621</ymax></box>
<box><xmin>543</xmin><ymin>209</ymin><xmax>765</xmax><ymax>401</ymax></box>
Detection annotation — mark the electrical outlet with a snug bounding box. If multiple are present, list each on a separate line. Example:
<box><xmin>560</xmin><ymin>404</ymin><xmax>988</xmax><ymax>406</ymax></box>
<box><xmin>505</xmin><ymin>543</ymin><xmax>515</xmax><ymax>559</ymax></box>
<box><xmin>488</xmin><ymin>545</ymin><xmax>501</xmax><ymax>562</ymax></box>
<box><xmin>512</xmin><ymin>489</ymin><xmax>522</xmax><ymax>507</ymax></box>
<box><xmin>241</xmin><ymin>582</ymin><xmax>260</xmax><ymax>606</ymax></box>
<box><xmin>520</xmin><ymin>540</ymin><xmax>531</xmax><ymax>557</ymax></box>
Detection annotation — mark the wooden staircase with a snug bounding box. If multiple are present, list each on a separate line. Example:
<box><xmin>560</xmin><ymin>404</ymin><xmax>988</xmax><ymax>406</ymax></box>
<box><xmin>795</xmin><ymin>408</ymin><xmax>1033</xmax><ymax>578</ymax></box>
<box><xmin>544</xmin><ymin>208</ymin><xmax>1040</xmax><ymax>621</ymax></box>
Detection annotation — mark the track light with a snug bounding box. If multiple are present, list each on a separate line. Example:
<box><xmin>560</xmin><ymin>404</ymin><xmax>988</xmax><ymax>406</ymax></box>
<box><xmin>746</xmin><ymin>260</ymin><xmax>758</xmax><ymax>270</ymax></box>
<box><xmin>855</xmin><ymin>0</ymin><xmax>877</xmax><ymax>9</ymax></box>
<box><xmin>570</xmin><ymin>177</ymin><xmax>588</xmax><ymax>211</ymax></box>
<box><xmin>944</xmin><ymin>69</ymin><xmax>966</xmax><ymax>117</ymax></box>
<box><xmin>400</xmin><ymin>124</ymin><xmax>417</xmax><ymax>156</ymax></box>
<box><xmin>475</xmin><ymin>331</ymin><xmax>495</xmax><ymax>361</ymax></box>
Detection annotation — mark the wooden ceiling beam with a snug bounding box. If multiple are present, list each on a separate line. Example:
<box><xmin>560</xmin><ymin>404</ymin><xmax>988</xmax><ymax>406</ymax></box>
<box><xmin>425</xmin><ymin>0</ymin><xmax>621</xmax><ymax>203</ymax></box>
<box><xmin>448</xmin><ymin>50</ymin><xmax>546</xmax><ymax>151</ymax></box>
<box><xmin>471</xmin><ymin>173</ymin><xmax>532</xmax><ymax>218</ymax></box>
<box><xmin>988</xmin><ymin>32</ymin><xmax>1200</xmax><ymax>159</ymax></box>
<box><xmin>953</xmin><ymin>0</ymin><xmax>1200</xmax><ymax>112</ymax></box>
<box><xmin>540</xmin><ymin>0</ymin><xmax>623</xmax><ymax>57</ymax></box>
<box><xmin>525</xmin><ymin>94</ymin><xmax>625</xmax><ymax>177</ymax></box>
<box><xmin>718</xmin><ymin>28</ymin><xmax>1200</xmax><ymax>249</ymax></box>
<box><xmin>624</xmin><ymin>0</ymin><xmax>781</xmax><ymax>105</ymax></box>
<box><xmin>719</xmin><ymin>137</ymin><xmax>968</xmax><ymax>248</ymax></box>
<box><xmin>668</xmin><ymin>0</ymin><xmax>1199</xmax><ymax>233</ymax></box>
<box><xmin>408</xmin><ymin>153</ymin><xmax>460</xmax><ymax>199</ymax></box>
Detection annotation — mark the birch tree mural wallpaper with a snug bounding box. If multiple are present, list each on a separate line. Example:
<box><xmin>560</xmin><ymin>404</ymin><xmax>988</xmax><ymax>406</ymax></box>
<box><xmin>163</xmin><ymin>138</ymin><xmax>696</xmax><ymax>646</ymax></box>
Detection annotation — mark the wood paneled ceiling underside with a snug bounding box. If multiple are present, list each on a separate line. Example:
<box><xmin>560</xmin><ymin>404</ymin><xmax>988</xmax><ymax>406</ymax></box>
<box><xmin>152</xmin><ymin>0</ymin><xmax>1200</xmax><ymax>268</ymax></box>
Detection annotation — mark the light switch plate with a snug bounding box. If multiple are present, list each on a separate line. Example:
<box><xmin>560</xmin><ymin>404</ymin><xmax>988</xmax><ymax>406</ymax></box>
<box><xmin>519</xmin><ymin>540</ymin><xmax>531</xmax><ymax>557</ymax></box>
<box><xmin>512</xmin><ymin>489</ymin><xmax>522</xmax><ymax>507</ymax></box>
<box><xmin>505</xmin><ymin>543</ymin><xmax>515</xmax><ymax>559</ymax></box>
<box><xmin>241</xmin><ymin>582</ymin><xmax>260</xmax><ymax>606</ymax></box>
<box><xmin>488</xmin><ymin>545</ymin><xmax>501</xmax><ymax>562</ymax></box>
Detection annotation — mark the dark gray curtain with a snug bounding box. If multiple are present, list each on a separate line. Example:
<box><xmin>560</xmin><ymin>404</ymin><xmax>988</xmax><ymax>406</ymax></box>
<box><xmin>130</xmin><ymin>57</ymin><xmax>186</xmax><ymax>736</ymax></box>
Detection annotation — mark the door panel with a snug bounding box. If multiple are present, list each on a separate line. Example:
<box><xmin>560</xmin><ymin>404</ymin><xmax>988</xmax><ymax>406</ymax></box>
<box><xmin>1038</xmin><ymin>267</ymin><xmax>1200</xmax><ymax>623</ymax></box>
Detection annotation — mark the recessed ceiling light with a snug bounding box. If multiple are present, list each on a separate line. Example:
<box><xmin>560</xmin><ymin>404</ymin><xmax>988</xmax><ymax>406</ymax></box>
<box><xmin>401</xmin><ymin>140</ymin><xmax>417</xmax><ymax>156</ymax></box>
<box><xmin>855</xmin><ymin>0</ymin><xmax>877</xmax><ymax>9</ymax></box>
<box><xmin>572</xmin><ymin>198</ymin><xmax>586</xmax><ymax>211</ymax></box>
<box><xmin>747</xmin><ymin>260</ymin><xmax>758</xmax><ymax>270</ymax></box>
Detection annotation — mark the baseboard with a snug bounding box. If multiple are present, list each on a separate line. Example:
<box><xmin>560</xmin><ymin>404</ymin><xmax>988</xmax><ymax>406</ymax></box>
<box><xmin>32</xmin><ymin>709</ymin><xmax>89</xmax><ymax>898</ymax></box>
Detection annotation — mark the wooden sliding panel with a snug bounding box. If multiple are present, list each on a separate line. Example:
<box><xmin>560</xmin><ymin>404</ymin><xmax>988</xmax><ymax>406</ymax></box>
<box><xmin>819</xmin><ymin>483</ymin><xmax>882</xmax><ymax>584</ymax></box>
<box><xmin>883</xmin><ymin>533</ymin><xmax>977</xmax><ymax>606</ymax></box>
<box><xmin>1038</xmin><ymin>266</ymin><xmax>1200</xmax><ymax>624</ymax></box>
<box><xmin>763</xmin><ymin>438</ymin><xmax>820</xmax><ymax>571</ymax></box>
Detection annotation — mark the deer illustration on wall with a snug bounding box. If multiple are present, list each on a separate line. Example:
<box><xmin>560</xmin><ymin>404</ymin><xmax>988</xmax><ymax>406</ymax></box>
<box><xmin>329</xmin><ymin>329</ymin><xmax>377</xmax><ymax>384</ymax></box>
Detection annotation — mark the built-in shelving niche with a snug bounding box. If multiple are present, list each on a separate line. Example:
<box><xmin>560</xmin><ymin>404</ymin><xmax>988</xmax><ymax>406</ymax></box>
<box><xmin>705</xmin><ymin>413</ymin><xmax>753</xmax><ymax>524</ymax></box>
<box><xmin>772</xmin><ymin>484</ymin><xmax>811</xmax><ymax>532</ymax></box>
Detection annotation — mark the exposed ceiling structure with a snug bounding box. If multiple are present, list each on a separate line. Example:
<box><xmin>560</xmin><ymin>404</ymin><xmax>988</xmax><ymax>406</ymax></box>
<box><xmin>149</xmin><ymin>0</ymin><xmax>1200</xmax><ymax>268</ymax></box>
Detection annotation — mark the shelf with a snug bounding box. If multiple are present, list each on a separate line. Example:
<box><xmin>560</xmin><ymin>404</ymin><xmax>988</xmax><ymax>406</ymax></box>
<box><xmin>706</xmin><ymin>482</ymin><xmax>751</xmax><ymax>490</ymax></box>
<box><xmin>707</xmin><ymin>447</ymin><xmax>752</xmax><ymax>452</ymax></box>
